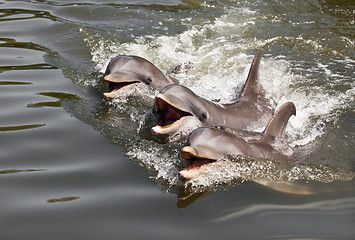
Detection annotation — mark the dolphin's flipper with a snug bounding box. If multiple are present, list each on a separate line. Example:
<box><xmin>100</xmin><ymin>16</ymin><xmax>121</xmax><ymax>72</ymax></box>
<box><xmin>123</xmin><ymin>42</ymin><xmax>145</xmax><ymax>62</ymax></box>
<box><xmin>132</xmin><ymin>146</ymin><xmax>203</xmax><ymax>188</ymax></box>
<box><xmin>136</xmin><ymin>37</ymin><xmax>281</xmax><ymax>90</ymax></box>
<box><xmin>261</xmin><ymin>102</ymin><xmax>296</xmax><ymax>143</ymax></box>
<box><xmin>238</xmin><ymin>50</ymin><xmax>262</xmax><ymax>102</ymax></box>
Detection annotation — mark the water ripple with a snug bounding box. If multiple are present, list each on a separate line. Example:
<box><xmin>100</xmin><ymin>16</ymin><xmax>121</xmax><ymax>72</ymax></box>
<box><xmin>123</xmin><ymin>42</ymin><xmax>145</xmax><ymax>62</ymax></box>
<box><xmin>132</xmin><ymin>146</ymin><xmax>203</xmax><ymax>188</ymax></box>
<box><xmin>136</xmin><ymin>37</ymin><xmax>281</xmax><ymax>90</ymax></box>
<box><xmin>0</xmin><ymin>169</ymin><xmax>45</xmax><ymax>174</ymax></box>
<box><xmin>0</xmin><ymin>8</ymin><xmax>66</xmax><ymax>23</ymax></box>
<box><xmin>27</xmin><ymin>92</ymin><xmax>81</xmax><ymax>108</ymax></box>
<box><xmin>0</xmin><ymin>38</ymin><xmax>52</xmax><ymax>53</ymax></box>
<box><xmin>213</xmin><ymin>197</ymin><xmax>355</xmax><ymax>223</ymax></box>
<box><xmin>0</xmin><ymin>81</ymin><xmax>32</xmax><ymax>85</ymax></box>
<box><xmin>0</xmin><ymin>63</ymin><xmax>56</xmax><ymax>72</ymax></box>
<box><xmin>0</xmin><ymin>124</ymin><xmax>46</xmax><ymax>132</ymax></box>
<box><xmin>47</xmin><ymin>196</ymin><xmax>80</xmax><ymax>204</ymax></box>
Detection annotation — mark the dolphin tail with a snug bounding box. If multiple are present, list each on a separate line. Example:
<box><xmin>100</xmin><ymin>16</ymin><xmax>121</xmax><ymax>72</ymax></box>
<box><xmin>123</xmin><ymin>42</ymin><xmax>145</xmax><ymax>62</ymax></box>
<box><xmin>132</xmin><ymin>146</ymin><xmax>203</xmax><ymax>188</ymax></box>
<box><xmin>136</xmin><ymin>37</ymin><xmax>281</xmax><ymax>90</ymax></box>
<box><xmin>238</xmin><ymin>49</ymin><xmax>262</xmax><ymax>102</ymax></box>
<box><xmin>260</xmin><ymin>102</ymin><xmax>296</xmax><ymax>143</ymax></box>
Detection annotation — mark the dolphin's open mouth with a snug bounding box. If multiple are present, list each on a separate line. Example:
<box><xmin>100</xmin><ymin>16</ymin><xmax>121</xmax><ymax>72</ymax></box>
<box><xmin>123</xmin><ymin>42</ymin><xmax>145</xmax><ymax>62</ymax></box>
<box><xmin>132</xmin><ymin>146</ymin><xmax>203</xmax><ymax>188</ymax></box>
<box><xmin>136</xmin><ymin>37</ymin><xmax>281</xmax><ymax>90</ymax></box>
<box><xmin>151</xmin><ymin>94</ymin><xmax>192</xmax><ymax>135</ymax></box>
<box><xmin>103</xmin><ymin>79</ymin><xmax>139</xmax><ymax>100</ymax></box>
<box><xmin>179</xmin><ymin>146</ymin><xmax>217</xmax><ymax>180</ymax></box>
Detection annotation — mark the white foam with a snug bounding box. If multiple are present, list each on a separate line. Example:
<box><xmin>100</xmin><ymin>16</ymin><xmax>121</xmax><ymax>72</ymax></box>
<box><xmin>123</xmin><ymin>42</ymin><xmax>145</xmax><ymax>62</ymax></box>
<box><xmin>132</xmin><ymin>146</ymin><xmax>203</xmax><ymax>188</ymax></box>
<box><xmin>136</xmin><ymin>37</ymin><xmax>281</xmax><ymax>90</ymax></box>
<box><xmin>81</xmin><ymin>4</ymin><xmax>354</xmax><ymax>189</ymax></box>
<box><xmin>126</xmin><ymin>142</ymin><xmax>182</xmax><ymax>188</ymax></box>
<box><xmin>279</xmin><ymin>85</ymin><xmax>355</xmax><ymax>146</ymax></box>
<box><xmin>186</xmin><ymin>158</ymin><xmax>355</xmax><ymax>193</ymax></box>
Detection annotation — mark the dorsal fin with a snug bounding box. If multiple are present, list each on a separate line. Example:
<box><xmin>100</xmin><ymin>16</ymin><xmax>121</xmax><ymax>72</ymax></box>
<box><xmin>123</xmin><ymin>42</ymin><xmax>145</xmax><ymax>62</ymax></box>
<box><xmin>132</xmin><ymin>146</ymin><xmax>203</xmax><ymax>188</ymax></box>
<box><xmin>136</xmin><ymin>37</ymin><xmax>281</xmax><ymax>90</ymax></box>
<box><xmin>260</xmin><ymin>102</ymin><xmax>296</xmax><ymax>143</ymax></box>
<box><xmin>238</xmin><ymin>49</ymin><xmax>262</xmax><ymax>102</ymax></box>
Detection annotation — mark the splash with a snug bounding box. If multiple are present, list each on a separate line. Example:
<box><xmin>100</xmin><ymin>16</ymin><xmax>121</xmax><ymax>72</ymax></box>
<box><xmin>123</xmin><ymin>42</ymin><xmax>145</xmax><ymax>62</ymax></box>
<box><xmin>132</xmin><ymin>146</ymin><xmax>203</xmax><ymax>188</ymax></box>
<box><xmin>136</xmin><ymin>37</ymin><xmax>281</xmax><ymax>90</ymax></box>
<box><xmin>126</xmin><ymin>141</ymin><xmax>182</xmax><ymax>188</ymax></box>
<box><xmin>81</xmin><ymin>16</ymin><xmax>353</xmax><ymax>147</ymax></box>
<box><xmin>185</xmin><ymin>157</ymin><xmax>355</xmax><ymax>193</ymax></box>
<box><xmin>78</xmin><ymin>3</ymin><xmax>354</xmax><ymax>191</ymax></box>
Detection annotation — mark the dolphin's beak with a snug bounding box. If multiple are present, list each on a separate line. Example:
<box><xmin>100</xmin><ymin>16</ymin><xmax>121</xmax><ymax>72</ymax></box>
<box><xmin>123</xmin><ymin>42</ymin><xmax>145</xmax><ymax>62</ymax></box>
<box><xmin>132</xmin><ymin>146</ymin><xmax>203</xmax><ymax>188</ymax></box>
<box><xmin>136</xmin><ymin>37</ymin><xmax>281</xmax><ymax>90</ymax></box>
<box><xmin>181</xmin><ymin>146</ymin><xmax>219</xmax><ymax>161</ymax></box>
<box><xmin>181</xmin><ymin>146</ymin><xmax>198</xmax><ymax>159</ymax></box>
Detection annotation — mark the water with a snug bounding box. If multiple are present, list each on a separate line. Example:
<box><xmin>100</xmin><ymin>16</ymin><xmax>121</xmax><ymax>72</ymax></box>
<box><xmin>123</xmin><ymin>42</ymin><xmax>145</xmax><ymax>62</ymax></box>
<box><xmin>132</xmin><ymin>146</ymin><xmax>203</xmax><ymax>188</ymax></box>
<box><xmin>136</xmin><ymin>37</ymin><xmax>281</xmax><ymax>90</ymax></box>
<box><xmin>0</xmin><ymin>0</ymin><xmax>354</xmax><ymax>239</ymax></box>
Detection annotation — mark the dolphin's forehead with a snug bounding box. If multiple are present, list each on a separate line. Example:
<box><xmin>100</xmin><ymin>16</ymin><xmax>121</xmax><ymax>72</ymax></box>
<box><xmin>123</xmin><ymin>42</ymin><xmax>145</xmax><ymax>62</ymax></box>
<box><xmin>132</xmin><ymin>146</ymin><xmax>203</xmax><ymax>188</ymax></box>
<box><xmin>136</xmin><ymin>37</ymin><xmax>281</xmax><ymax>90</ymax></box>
<box><xmin>161</xmin><ymin>84</ymin><xmax>195</xmax><ymax>97</ymax></box>
<box><xmin>159</xmin><ymin>85</ymin><xmax>207</xmax><ymax>113</ymax></box>
<box><xmin>110</xmin><ymin>55</ymin><xmax>156</xmax><ymax>73</ymax></box>
<box><xmin>189</xmin><ymin>127</ymin><xmax>217</xmax><ymax>141</ymax></box>
<box><xmin>109</xmin><ymin>55</ymin><xmax>134</xmax><ymax>68</ymax></box>
<box><xmin>108</xmin><ymin>55</ymin><xmax>171</xmax><ymax>86</ymax></box>
<box><xmin>189</xmin><ymin>128</ymin><xmax>244</xmax><ymax>154</ymax></box>
<box><xmin>189</xmin><ymin>128</ymin><xmax>225</xmax><ymax>146</ymax></box>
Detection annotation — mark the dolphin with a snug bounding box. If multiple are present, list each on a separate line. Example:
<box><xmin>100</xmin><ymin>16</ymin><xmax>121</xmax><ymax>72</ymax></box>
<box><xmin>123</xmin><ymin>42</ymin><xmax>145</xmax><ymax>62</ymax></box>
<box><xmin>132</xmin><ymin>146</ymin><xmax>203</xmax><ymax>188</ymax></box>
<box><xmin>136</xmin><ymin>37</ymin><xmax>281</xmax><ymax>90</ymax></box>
<box><xmin>179</xmin><ymin>101</ymin><xmax>296</xmax><ymax>180</ymax></box>
<box><xmin>102</xmin><ymin>55</ymin><xmax>176</xmax><ymax>100</ymax></box>
<box><xmin>151</xmin><ymin>50</ymin><xmax>275</xmax><ymax>142</ymax></box>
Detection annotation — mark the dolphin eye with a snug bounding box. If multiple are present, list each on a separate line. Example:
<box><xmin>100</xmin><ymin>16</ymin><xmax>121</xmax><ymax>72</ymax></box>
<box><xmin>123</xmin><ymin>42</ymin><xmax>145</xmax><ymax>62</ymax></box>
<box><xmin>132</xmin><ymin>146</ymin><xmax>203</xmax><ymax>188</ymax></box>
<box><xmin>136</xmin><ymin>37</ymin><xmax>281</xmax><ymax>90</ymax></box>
<box><xmin>146</xmin><ymin>77</ymin><xmax>152</xmax><ymax>85</ymax></box>
<box><xmin>200</xmin><ymin>112</ymin><xmax>207</xmax><ymax>121</ymax></box>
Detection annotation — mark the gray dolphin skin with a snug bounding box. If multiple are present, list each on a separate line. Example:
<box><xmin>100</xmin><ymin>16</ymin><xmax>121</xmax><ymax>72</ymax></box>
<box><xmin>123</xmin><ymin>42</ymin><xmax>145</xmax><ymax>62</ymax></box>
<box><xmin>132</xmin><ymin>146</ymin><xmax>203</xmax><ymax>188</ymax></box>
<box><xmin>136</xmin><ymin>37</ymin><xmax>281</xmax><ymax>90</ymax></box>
<box><xmin>102</xmin><ymin>55</ymin><xmax>175</xmax><ymax>100</ymax></box>
<box><xmin>179</xmin><ymin>102</ymin><xmax>296</xmax><ymax>179</ymax></box>
<box><xmin>151</xmin><ymin>50</ymin><xmax>274</xmax><ymax>142</ymax></box>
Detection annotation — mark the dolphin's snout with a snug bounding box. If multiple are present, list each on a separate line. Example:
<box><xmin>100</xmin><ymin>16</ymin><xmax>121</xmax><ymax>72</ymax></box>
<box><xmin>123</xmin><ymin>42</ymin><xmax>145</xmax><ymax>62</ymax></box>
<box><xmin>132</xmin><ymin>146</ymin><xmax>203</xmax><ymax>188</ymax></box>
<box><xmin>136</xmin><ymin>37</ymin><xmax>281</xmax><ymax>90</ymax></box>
<box><xmin>181</xmin><ymin>146</ymin><xmax>197</xmax><ymax>159</ymax></box>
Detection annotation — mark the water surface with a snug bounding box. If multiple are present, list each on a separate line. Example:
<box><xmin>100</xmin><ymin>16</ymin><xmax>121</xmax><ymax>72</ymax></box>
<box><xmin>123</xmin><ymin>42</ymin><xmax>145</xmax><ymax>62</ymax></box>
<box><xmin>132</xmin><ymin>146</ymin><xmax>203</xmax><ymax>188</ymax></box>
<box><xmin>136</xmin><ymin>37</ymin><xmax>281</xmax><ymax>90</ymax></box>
<box><xmin>0</xmin><ymin>0</ymin><xmax>354</xmax><ymax>239</ymax></box>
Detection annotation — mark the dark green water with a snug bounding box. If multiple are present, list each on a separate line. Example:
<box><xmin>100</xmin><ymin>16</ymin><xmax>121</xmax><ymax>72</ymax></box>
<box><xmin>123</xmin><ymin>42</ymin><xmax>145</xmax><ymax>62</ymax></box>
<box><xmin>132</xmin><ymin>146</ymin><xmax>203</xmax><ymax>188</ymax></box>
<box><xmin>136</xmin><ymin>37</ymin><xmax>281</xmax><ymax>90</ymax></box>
<box><xmin>0</xmin><ymin>0</ymin><xmax>354</xmax><ymax>239</ymax></box>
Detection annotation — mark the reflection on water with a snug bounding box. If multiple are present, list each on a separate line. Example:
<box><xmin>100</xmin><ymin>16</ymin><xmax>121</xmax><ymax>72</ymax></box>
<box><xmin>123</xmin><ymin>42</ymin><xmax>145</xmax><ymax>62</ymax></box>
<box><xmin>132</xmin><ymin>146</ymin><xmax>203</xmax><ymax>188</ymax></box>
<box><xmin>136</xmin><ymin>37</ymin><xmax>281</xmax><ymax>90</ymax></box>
<box><xmin>178</xmin><ymin>179</ymin><xmax>355</xmax><ymax>209</ymax></box>
<box><xmin>0</xmin><ymin>38</ymin><xmax>51</xmax><ymax>53</ymax></box>
<box><xmin>47</xmin><ymin>196</ymin><xmax>80</xmax><ymax>203</ymax></box>
<box><xmin>177</xmin><ymin>189</ymin><xmax>215</xmax><ymax>209</ymax></box>
<box><xmin>0</xmin><ymin>124</ymin><xmax>46</xmax><ymax>131</ymax></box>
<box><xmin>0</xmin><ymin>63</ymin><xmax>56</xmax><ymax>71</ymax></box>
<box><xmin>0</xmin><ymin>0</ymin><xmax>354</xmax><ymax>239</ymax></box>
<box><xmin>0</xmin><ymin>169</ymin><xmax>45</xmax><ymax>174</ymax></box>
<box><xmin>27</xmin><ymin>92</ymin><xmax>82</xmax><ymax>108</ymax></box>
<box><xmin>213</xmin><ymin>196</ymin><xmax>355</xmax><ymax>223</ymax></box>
<box><xmin>0</xmin><ymin>81</ymin><xmax>32</xmax><ymax>85</ymax></box>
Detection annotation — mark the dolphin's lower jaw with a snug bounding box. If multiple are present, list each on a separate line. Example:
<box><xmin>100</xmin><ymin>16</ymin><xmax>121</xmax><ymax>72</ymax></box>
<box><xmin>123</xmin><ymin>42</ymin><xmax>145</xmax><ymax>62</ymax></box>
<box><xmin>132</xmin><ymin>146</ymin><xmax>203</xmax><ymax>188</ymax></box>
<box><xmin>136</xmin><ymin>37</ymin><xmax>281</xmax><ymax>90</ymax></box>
<box><xmin>179</xmin><ymin>162</ymin><xmax>213</xmax><ymax>180</ymax></box>
<box><xmin>103</xmin><ymin>79</ymin><xmax>140</xmax><ymax>100</ymax></box>
<box><xmin>179</xmin><ymin>146</ymin><xmax>217</xmax><ymax>180</ymax></box>
<box><xmin>151</xmin><ymin>116</ymin><xmax>188</xmax><ymax>136</ymax></box>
